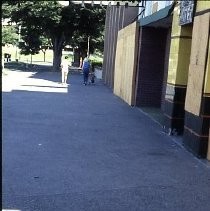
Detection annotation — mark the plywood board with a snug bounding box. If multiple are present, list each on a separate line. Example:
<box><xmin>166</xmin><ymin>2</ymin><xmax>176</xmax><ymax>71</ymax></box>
<box><xmin>114</xmin><ymin>22</ymin><xmax>139</xmax><ymax>105</ymax></box>
<box><xmin>185</xmin><ymin>64</ymin><xmax>205</xmax><ymax>115</ymax></box>
<box><xmin>185</xmin><ymin>13</ymin><xmax>210</xmax><ymax>115</ymax></box>
<box><xmin>190</xmin><ymin>13</ymin><xmax>210</xmax><ymax>66</ymax></box>
<box><xmin>196</xmin><ymin>1</ymin><xmax>210</xmax><ymax>13</ymax></box>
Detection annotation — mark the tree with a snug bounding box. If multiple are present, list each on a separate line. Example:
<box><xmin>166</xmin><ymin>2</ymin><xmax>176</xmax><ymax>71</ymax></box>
<box><xmin>2</xmin><ymin>1</ymin><xmax>106</xmax><ymax>71</ymax></box>
<box><xmin>18</xmin><ymin>25</ymin><xmax>43</xmax><ymax>64</ymax></box>
<box><xmin>40</xmin><ymin>36</ymin><xmax>51</xmax><ymax>62</ymax></box>
<box><xmin>2</xmin><ymin>25</ymin><xmax>19</xmax><ymax>46</ymax></box>
<box><xmin>7</xmin><ymin>1</ymin><xmax>65</xmax><ymax>70</ymax></box>
<box><xmin>70</xmin><ymin>4</ymin><xmax>106</xmax><ymax>63</ymax></box>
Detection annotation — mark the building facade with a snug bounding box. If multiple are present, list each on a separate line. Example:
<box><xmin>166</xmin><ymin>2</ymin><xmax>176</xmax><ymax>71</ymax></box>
<box><xmin>182</xmin><ymin>1</ymin><xmax>210</xmax><ymax>158</ymax></box>
<box><xmin>102</xmin><ymin>0</ymin><xmax>210</xmax><ymax>160</ymax></box>
<box><xmin>102</xmin><ymin>3</ymin><xmax>139</xmax><ymax>89</ymax></box>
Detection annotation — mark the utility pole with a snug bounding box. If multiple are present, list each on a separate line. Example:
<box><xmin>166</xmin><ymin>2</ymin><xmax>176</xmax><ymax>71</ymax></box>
<box><xmin>15</xmin><ymin>25</ymin><xmax>21</xmax><ymax>61</ymax></box>
<box><xmin>87</xmin><ymin>36</ymin><xmax>90</xmax><ymax>57</ymax></box>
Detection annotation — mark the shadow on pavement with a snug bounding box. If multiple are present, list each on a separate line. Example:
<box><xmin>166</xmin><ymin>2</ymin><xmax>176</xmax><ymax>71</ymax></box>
<box><xmin>4</xmin><ymin>61</ymin><xmax>103</xmax><ymax>86</ymax></box>
<box><xmin>4</xmin><ymin>61</ymin><xmax>53</xmax><ymax>72</ymax></box>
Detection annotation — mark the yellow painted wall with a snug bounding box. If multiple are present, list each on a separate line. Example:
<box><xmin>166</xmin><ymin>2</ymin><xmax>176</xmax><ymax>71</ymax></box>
<box><xmin>196</xmin><ymin>1</ymin><xmax>210</xmax><ymax>12</ymax></box>
<box><xmin>114</xmin><ymin>22</ymin><xmax>139</xmax><ymax>105</ymax></box>
<box><xmin>204</xmin><ymin>36</ymin><xmax>210</xmax><ymax>94</ymax></box>
<box><xmin>167</xmin><ymin>4</ymin><xmax>192</xmax><ymax>85</ymax></box>
<box><xmin>176</xmin><ymin>39</ymin><xmax>192</xmax><ymax>85</ymax></box>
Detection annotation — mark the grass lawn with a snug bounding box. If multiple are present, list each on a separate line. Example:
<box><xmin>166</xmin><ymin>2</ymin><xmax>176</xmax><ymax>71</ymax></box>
<box><xmin>3</xmin><ymin>46</ymin><xmax>53</xmax><ymax>63</ymax></box>
<box><xmin>2</xmin><ymin>46</ymin><xmax>103</xmax><ymax>65</ymax></box>
<box><xmin>2</xmin><ymin>46</ymin><xmax>74</xmax><ymax>65</ymax></box>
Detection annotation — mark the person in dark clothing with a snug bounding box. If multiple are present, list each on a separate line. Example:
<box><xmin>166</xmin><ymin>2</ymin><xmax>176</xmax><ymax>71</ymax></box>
<box><xmin>90</xmin><ymin>68</ymin><xmax>95</xmax><ymax>84</ymax></box>
<box><xmin>82</xmin><ymin>57</ymin><xmax>91</xmax><ymax>85</ymax></box>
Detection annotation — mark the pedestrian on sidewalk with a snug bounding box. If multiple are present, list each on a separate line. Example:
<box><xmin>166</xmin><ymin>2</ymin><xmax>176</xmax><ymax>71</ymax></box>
<box><xmin>61</xmin><ymin>56</ymin><xmax>70</xmax><ymax>85</ymax></box>
<box><xmin>82</xmin><ymin>57</ymin><xmax>91</xmax><ymax>86</ymax></box>
<box><xmin>89</xmin><ymin>68</ymin><xmax>95</xmax><ymax>85</ymax></box>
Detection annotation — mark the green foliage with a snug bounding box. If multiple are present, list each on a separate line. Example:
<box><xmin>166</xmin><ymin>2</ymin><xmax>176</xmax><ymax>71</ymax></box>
<box><xmin>90</xmin><ymin>60</ymin><xmax>103</xmax><ymax>69</ymax></box>
<box><xmin>3</xmin><ymin>1</ymin><xmax>63</xmax><ymax>56</ymax></box>
<box><xmin>2</xmin><ymin>26</ymin><xmax>19</xmax><ymax>45</ymax></box>
<box><xmin>2</xmin><ymin>1</ymin><xmax>19</xmax><ymax>19</ymax></box>
<box><xmin>70</xmin><ymin>4</ymin><xmax>106</xmax><ymax>56</ymax></box>
<box><xmin>19</xmin><ymin>25</ymin><xmax>42</xmax><ymax>55</ymax></box>
<box><xmin>2</xmin><ymin>1</ymin><xmax>106</xmax><ymax>69</ymax></box>
<box><xmin>40</xmin><ymin>36</ymin><xmax>51</xmax><ymax>50</ymax></box>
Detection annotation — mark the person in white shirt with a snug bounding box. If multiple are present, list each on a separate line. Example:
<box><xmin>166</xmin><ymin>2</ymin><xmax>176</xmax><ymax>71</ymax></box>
<box><xmin>61</xmin><ymin>56</ymin><xmax>70</xmax><ymax>85</ymax></box>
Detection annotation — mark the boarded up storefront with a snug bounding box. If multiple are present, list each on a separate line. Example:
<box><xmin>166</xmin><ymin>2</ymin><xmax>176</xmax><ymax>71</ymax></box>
<box><xmin>113</xmin><ymin>22</ymin><xmax>139</xmax><ymax>105</ymax></box>
<box><xmin>184</xmin><ymin>12</ymin><xmax>210</xmax><ymax>158</ymax></box>
<box><xmin>102</xmin><ymin>6</ymin><xmax>139</xmax><ymax>89</ymax></box>
<box><xmin>163</xmin><ymin>2</ymin><xmax>193</xmax><ymax>135</ymax></box>
<box><xmin>185</xmin><ymin>12</ymin><xmax>210</xmax><ymax>115</ymax></box>
<box><xmin>205</xmin><ymin>38</ymin><xmax>210</xmax><ymax>161</ymax></box>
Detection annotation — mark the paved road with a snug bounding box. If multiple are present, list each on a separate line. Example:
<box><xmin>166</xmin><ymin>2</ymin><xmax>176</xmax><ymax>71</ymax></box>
<box><xmin>2</xmin><ymin>69</ymin><xmax>210</xmax><ymax>211</ymax></box>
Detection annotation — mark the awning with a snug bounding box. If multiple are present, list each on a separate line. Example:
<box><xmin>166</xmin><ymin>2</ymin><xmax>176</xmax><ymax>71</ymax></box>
<box><xmin>139</xmin><ymin>3</ymin><xmax>175</xmax><ymax>27</ymax></box>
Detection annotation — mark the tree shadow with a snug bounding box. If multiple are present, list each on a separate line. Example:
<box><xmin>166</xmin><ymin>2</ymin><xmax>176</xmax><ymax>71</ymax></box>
<box><xmin>4</xmin><ymin>61</ymin><xmax>53</xmax><ymax>72</ymax></box>
<box><xmin>3</xmin><ymin>61</ymin><xmax>103</xmax><ymax>87</ymax></box>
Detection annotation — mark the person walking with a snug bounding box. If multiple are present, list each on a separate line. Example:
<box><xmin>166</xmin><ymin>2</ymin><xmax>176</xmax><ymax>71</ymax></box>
<box><xmin>82</xmin><ymin>57</ymin><xmax>91</xmax><ymax>86</ymax></box>
<box><xmin>61</xmin><ymin>56</ymin><xmax>70</xmax><ymax>85</ymax></box>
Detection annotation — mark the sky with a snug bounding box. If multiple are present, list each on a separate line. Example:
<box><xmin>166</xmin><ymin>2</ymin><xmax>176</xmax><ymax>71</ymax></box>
<box><xmin>59</xmin><ymin>1</ymin><xmax>139</xmax><ymax>6</ymax></box>
<box><xmin>59</xmin><ymin>1</ymin><xmax>112</xmax><ymax>6</ymax></box>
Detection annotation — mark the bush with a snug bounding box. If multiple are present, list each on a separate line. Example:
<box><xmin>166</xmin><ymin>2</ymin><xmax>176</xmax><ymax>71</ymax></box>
<box><xmin>91</xmin><ymin>60</ymin><xmax>103</xmax><ymax>70</ymax></box>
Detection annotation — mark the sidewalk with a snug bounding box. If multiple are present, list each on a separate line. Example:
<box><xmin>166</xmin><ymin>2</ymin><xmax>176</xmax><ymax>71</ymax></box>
<box><xmin>2</xmin><ymin>69</ymin><xmax>210</xmax><ymax>211</ymax></box>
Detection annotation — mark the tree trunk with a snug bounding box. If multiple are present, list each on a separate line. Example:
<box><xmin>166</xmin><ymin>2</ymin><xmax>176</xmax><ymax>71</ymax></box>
<box><xmin>52</xmin><ymin>35</ymin><xmax>64</xmax><ymax>71</ymax></box>
<box><xmin>73</xmin><ymin>48</ymin><xmax>80</xmax><ymax>67</ymax></box>
<box><xmin>41</xmin><ymin>49</ymin><xmax>47</xmax><ymax>62</ymax></box>
<box><xmin>43</xmin><ymin>51</ymin><xmax>46</xmax><ymax>62</ymax></box>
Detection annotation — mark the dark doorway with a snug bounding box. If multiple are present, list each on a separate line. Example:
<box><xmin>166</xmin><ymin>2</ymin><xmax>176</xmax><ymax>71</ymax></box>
<box><xmin>135</xmin><ymin>26</ymin><xmax>169</xmax><ymax>108</ymax></box>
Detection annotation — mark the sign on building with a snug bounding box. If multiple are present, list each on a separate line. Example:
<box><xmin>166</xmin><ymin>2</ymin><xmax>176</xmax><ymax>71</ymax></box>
<box><xmin>179</xmin><ymin>0</ymin><xmax>195</xmax><ymax>25</ymax></box>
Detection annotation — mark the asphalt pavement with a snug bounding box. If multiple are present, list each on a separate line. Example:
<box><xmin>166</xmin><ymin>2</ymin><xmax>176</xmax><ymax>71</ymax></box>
<box><xmin>2</xmin><ymin>68</ymin><xmax>210</xmax><ymax>211</ymax></box>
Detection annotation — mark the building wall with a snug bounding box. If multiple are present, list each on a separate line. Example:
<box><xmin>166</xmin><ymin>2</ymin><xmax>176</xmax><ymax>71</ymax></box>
<box><xmin>134</xmin><ymin>0</ymin><xmax>174</xmax><ymax>109</ymax></box>
<box><xmin>102</xmin><ymin>5</ymin><xmax>138</xmax><ymax>89</ymax></box>
<box><xmin>113</xmin><ymin>22</ymin><xmax>139</xmax><ymax>106</ymax></box>
<box><xmin>183</xmin><ymin>1</ymin><xmax>210</xmax><ymax>158</ymax></box>
<box><xmin>161</xmin><ymin>28</ymin><xmax>172</xmax><ymax>111</ymax></box>
<box><xmin>136</xmin><ymin>0</ymin><xmax>210</xmax><ymax>158</ymax></box>
<box><xmin>159</xmin><ymin>0</ymin><xmax>210</xmax><ymax>158</ymax></box>
<box><xmin>164</xmin><ymin>2</ymin><xmax>193</xmax><ymax>135</ymax></box>
<box><xmin>143</xmin><ymin>1</ymin><xmax>173</xmax><ymax>17</ymax></box>
<box><xmin>204</xmin><ymin>39</ymin><xmax>210</xmax><ymax>96</ymax></box>
<box><xmin>103</xmin><ymin>1</ymin><xmax>210</xmax><ymax>159</ymax></box>
<box><xmin>138</xmin><ymin>0</ymin><xmax>210</xmax><ymax>158</ymax></box>
<box><xmin>184</xmin><ymin>13</ymin><xmax>209</xmax><ymax>115</ymax></box>
<box><xmin>135</xmin><ymin>27</ymin><xmax>168</xmax><ymax>107</ymax></box>
<box><xmin>196</xmin><ymin>1</ymin><xmax>210</xmax><ymax>12</ymax></box>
